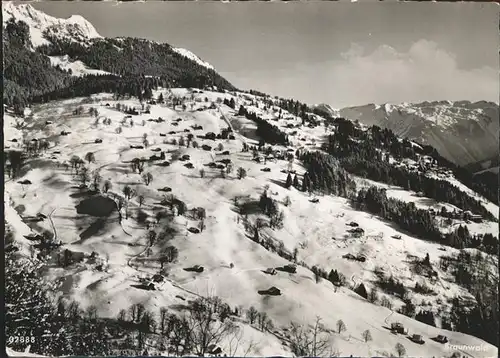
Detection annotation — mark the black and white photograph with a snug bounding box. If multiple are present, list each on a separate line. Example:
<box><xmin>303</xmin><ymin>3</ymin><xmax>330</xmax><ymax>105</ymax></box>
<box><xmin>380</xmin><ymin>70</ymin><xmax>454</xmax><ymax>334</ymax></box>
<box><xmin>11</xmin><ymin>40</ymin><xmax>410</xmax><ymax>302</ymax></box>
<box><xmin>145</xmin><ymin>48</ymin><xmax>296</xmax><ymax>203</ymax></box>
<box><xmin>3</xmin><ymin>1</ymin><xmax>499</xmax><ymax>357</ymax></box>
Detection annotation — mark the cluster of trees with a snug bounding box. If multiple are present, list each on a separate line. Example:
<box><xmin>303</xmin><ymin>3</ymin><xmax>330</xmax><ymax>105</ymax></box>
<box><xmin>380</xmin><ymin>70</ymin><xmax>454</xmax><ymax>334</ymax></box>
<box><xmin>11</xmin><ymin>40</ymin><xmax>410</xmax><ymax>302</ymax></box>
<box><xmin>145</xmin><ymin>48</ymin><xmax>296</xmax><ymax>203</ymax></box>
<box><xmin>310</xmin><ymin>266</ymin><xmax>347</xmax><ymax>287</ymax></box>
<box><xmin>245</xmin><ymin>306</ymin><xmax>274</xmax><ymax>333</ymax></box>
<box><xmin>7</xmin><ymin>250</ymin><xmax>264</xmax><ymax>356</ymax></box>
<box><xmin>438</xmin><ymin>250</ymin><xmax>499</xmax><ymax>346</ymax></box>
<box><xmin>286</xmin><ymin>317</ymin><xmax>339</xmax><ymax>357</ymax></box>
<box><xmin>237</xmin><ymin>105</ymin><xmax>289</xmax><ymax>145</ymax></box>
<box><xmin>449</xmin><ymin>295</ymin><xmax>498</xmax><ymax>347</ymax></box>
<box><xmin>39</xmin><ymin>36</ymin><xmax>235</xmax><ymax>91</ymax></box>
<box><xmin>299</xmin><ymin>151</ymin><xmax>357</xmax><ymax>197</ymax></box>
<box><xmin>3</xmin><ymin>19</ymin><xmax>71</xmax><ymax>110</ymax></box>
<box><xmin>223</xmin><ymin>97</ymin><xmax>236</xmax><ymax>109</ymax></box>
<box><xmin>325</xmin><ymin>122</ymin><xmax>497</xmax><ymax>218</ymax></box>
<box><xmin>4</xmin><ymin>18</ymin><xmax>235</xmax><ymax>111</ymax></box>
<box><xmin>258</xmin><ymin>191</ymin><xmax>285</xmax><ymax>229</ymax></box>
<box><xmin>274</xmin><ymin>98</ymin><xmax>310</xmax><ymax>123</ymax></box>
<box><xmin>5</xmin><ymin>254</ymin><xmax>111</xmax><ymax>356</ymax></box>
<box><xmin>354</xmin><ymin>186</ymin><xmax>443</xmax><ymax>243</ymax></box>
<box><xmin>375</xmin><ymin>273</ymin><xmax>408</xmax><ymax>298</ymax></box>
<box><xmin>5</xmin><ymin>150</ymin><xmax>26</xmax><ymax>179</ymax></box>
<box><xmin>444</xmin><ymin>225</ymin><xmax>498</xmax><ymax>255</ymax></box>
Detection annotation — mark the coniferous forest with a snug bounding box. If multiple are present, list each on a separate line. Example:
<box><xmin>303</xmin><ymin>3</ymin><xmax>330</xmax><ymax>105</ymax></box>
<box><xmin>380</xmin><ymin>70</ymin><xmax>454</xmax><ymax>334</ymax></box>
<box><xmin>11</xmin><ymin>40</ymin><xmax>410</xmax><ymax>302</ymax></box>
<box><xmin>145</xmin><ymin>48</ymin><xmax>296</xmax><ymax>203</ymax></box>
<box><xmin>3</xmin><ymin>18</ymin><xmax>236</xmax><ymax>111</ymax></box>
<box><xmin>322</xmin><ymin>119</ymin><xmax>497</xmax><ymax>222</ymax></box>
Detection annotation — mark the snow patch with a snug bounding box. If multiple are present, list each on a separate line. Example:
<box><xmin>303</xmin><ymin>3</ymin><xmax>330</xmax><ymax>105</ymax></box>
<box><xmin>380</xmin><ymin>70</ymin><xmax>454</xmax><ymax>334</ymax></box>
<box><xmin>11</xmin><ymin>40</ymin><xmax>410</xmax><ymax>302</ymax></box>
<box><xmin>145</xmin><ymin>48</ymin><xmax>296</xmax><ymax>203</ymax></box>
<box><xmin>2</xmin><ymin>2</ymin><xmax>102</xmax><ymax>48</ymax></box>
<box><xmin>48</xmin><ymin>55</ymin><xmax>112</xmax><ymax>77</ymax></box>
<box><xmin>172</xmin><ymin>47</ymin><xmax>215</xmax><ymax>70</ymax></box>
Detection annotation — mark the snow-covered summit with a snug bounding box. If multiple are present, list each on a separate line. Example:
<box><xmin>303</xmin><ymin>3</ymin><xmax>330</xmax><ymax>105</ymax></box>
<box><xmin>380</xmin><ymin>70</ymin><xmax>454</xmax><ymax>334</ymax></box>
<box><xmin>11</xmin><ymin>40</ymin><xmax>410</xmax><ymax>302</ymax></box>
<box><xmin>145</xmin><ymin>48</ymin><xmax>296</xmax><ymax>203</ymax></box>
<box><xmin>172</xmin><ymin>47</ymin><xmax>215</xmax><ymax>71</ymax></box>
<box><xmin>2</xmin><ymin>2</ymin><xmax>102</xmax><ymax>47</ymax></box>
<box><xmin>332</xmin><ymin>100</ymin><xmax>499</xmax><ymax>166</ymax></box>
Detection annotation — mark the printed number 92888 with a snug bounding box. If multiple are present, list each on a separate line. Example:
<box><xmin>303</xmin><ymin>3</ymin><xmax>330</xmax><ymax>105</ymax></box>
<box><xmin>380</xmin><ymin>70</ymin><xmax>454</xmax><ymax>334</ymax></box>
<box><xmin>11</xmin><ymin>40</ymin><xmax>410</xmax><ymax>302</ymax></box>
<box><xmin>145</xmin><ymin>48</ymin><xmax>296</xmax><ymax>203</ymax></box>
<box><xmin>8</xmin><ymin>336</ymin><xmax>36</xmax><ymax>344</ymax></box>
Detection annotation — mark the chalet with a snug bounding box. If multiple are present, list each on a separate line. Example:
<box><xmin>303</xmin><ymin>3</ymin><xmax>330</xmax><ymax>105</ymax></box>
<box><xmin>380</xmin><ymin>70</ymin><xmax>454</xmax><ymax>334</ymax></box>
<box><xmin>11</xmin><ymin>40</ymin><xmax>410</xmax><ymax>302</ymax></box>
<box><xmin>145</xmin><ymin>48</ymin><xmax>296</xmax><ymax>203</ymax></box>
<box><xmin>282</xmin><ymin>264</ymin><xmax>297</xmax><ymax>273</ymax></box>
<box><xmin>410</xmin><ymin>334</ymin><xmax>425</xmax><ymax>344</ymax></box>
<box><xmin>205</xmin><ymin>132</ymin><xmax>217</xmax><ymax>140</ymax></box>
<box><xmin>349</xmin><ymin>227</ymin><xmax>365</xmax><ymax>237</ymax></box>
<box><xmin>152</xmin><ymin>274</ymin><xmax>164</xmax><ymax>283</ymax></box>
<box><xmin>391</xmin><ymin>322</ymin><xmax>407</xmax><ymax>334</ymax></box>
<box><xmin>261</xmin><ymin>286</ymin><xmax>281</xmax><ymax>296</ymax></box>
<box><xmin>59</xmin><ymin>249</ymin><xmax>85</xmax><ymax>266</ymax></box>
<box><xmin>207</xmin><ymin>345</ymin><xmax>223</xmax><ymax>356</ymax></box>
<box><xmin>434</xmin><ymin>335</ymin><xmax>448</xmax><ymax>344</ymax></box>
<box><xmin>264</xmin><ymin>268</ymin><xmax>277</xmax><ymax>275</ymax></box>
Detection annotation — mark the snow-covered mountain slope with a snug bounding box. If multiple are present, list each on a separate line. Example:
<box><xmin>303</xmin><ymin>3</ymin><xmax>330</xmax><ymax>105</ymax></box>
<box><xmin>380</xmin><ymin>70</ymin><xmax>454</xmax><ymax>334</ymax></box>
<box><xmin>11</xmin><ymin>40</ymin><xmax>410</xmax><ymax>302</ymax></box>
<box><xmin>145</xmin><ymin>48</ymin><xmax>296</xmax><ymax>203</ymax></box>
<box><xmin>465</xmin><ymin>155</ymin><xmax>500</xmax><ymax>175</ymax></box>
<box><xmin>329</xmin><ymin>100</ymin><xmax>499</xmax><ymax>167</ymax></box>
<box><xmin>172</xmin><ymin>47</ymin><xmax>215</xmax><ymax>70</ymax></box>
<box><xmin>48</xmin><ymin>55</ymin><xmax>112</xmax><ymax>77</ymax></box>
<box><xmin>4</xmin><ymin>88</ymin><xmax>498</xmax><ymax>358</ymax></box>
<box><xmin>2</xmin><ymin>2</ymin><xmax>102</xmax><ymax>48</ymax></box>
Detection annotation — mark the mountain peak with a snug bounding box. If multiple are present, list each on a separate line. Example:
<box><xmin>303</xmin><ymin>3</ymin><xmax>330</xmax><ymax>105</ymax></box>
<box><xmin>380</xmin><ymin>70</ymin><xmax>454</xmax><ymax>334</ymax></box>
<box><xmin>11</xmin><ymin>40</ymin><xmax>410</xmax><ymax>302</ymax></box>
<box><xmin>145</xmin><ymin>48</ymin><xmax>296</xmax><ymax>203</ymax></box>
<box><xmin>171</xmin><ymin>47</ymin><xmax>215</xmax><ymax>71</ymax></box>
<box><xmin>338</xmin><ymin>100</ymin><xmax>499</xmax><ymax>166</ymax></box>
<box><xmin>2</xmin><ymin>1</ymin><xmax>102</xmax><ymax>47</ymax></box>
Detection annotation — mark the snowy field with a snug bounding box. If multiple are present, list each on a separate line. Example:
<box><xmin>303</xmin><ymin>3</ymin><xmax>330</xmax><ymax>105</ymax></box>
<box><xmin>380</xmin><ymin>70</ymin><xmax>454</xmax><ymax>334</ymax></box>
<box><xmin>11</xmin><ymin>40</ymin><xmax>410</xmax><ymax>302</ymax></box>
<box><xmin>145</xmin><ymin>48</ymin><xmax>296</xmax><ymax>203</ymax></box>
<box><xmin>4</xmin><ymin>89</ymin><xmax>498</xmax><ymax>358</ymax></box>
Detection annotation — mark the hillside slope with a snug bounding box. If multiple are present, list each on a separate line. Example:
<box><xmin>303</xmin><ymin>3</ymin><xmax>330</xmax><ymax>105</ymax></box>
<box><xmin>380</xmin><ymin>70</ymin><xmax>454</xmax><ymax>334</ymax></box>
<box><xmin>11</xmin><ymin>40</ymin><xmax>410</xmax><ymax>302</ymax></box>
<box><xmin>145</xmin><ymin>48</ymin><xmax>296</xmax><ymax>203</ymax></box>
<box><xmin>331</xmin><ymin>101</ymin><xmax>499</xmax><ymax>167</ymax></box>
<box><xmin>2</xmin><ymin>2</ymin><xmax>235</xmax><ymax>111</ymax></box>
<box><xmin>4</xmin><ymin>2</ymin><xmax>498</xmax><ymax>357</ymax></box>
<box><xmin>4</xmin><ymin>88</ymin><xmax>498</xmax><ymax>357</ymax></box>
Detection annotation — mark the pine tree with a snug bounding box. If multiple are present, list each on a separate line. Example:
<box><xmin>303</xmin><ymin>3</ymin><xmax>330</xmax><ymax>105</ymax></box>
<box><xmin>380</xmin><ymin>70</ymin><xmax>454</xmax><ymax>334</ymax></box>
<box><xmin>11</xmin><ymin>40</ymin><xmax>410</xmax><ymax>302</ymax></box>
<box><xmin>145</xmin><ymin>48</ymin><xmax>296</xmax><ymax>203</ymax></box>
<box><xmin>302</xmin><ymin>173</ymin><xmax>311</xmax><ymax>192</ymax></box>
<box><xmin>355</xmin><ymin>283</ymin><xmax>368</xmax><ymax>299</ymax></box>
<box><xmin>285</xmin><ymin>173</ymin><xmax>293</xmax><ymax>188</ymax></box>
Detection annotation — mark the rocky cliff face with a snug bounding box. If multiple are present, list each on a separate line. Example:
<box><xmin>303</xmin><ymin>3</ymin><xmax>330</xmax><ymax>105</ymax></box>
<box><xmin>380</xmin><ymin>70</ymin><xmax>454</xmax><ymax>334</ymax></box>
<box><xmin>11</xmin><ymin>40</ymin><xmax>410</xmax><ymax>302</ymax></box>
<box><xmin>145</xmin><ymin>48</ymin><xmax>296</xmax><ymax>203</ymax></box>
<box><xmin>334</xmin><ymin>100</ymin><xmax>499</xmax><ymax>167</ymax></box>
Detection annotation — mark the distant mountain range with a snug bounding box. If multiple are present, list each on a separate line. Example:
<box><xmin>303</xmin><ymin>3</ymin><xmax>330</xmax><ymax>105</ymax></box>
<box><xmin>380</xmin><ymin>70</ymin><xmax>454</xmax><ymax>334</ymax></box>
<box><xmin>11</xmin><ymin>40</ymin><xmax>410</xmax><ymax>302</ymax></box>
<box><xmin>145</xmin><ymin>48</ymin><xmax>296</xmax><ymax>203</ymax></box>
<box><xmin>3</xmin><ymin>3</ymin><xmax>499</xmax><ymax>358</ymax></box>
<box><xmin>316</xmin><ymin>101</ymin><xmax>499</xmax><ymax>167</ymax></box>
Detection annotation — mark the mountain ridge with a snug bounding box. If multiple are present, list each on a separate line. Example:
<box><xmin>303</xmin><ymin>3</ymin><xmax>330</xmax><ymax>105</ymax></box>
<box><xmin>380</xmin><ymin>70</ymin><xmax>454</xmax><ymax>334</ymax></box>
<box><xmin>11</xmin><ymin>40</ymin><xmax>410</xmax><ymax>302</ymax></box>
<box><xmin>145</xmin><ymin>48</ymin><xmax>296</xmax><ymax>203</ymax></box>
<box><xmin>3</xmin><ymin>2</ymin><xmax>499</xmax><ymax>358</ymax></box>
<box><xmin>315</xmin><ymin>100</ymin><xmax>499</xmax><ymax>167</ymax></box>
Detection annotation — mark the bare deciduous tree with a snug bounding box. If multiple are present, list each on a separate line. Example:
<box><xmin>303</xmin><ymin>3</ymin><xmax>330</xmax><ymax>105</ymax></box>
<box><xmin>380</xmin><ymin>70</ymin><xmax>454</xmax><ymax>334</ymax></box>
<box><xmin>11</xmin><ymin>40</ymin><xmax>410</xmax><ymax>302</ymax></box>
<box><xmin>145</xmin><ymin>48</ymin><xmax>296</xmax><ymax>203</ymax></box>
<box><xmin>336</xmin><ymin>319</ymin><xmax>346</xmax><ymax>334</ymax></box>
<box><xmin>226</xmin><ymin>325</ymin><xmax>258</xmax><ymax>357</ymax></box>
<box><xmin>142</xmin><ymin>172</ymin><xmax>153</xmax><ymax>186</ymax></box>
<box><xmin>184</xmin><ymin>296</ymin><xmax>239</xmax><ymax>356</ymax></box>
<box><xmin>288</xmin><ymin>317</ymin><xmax>338</xmax><ymax>357</ymax></box>
<box><xmin>84</xmin><ymin>152</ymin><xmax>95</xmax><ymax>163</ymax></box>
<box><xmin>91</xmin><ymin>169</ymin><xmax>102</xmax><ymax>191</ymax></box>
<box><xmin>362</xmin><ymin>329</ymin><xmax>372</xmax><ymax>343</ymax></box>
<box><xmin>395</xmin><ymin>342</ymin><xmax>406</xmax><ymax>357</ymax></box>
<box><xmin>246</xmin><ymin>306</ymin><xmax>258</xmax><ymax>325</ymax></box>
<box><xmin>103</xmin><ymin>180</ymin><xmax>112</xmax><ymax>193</ymax></box>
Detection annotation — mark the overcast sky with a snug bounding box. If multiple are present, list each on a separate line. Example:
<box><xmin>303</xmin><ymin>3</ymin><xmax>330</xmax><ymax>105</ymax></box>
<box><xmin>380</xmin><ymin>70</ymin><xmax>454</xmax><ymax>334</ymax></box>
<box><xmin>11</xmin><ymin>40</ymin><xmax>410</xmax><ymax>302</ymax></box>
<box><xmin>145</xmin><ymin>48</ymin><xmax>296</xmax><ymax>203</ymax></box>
<box><xmin>31</xmin><ymin>1</ymin><xmax>499</xmax><ymax>108</ymax></box>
